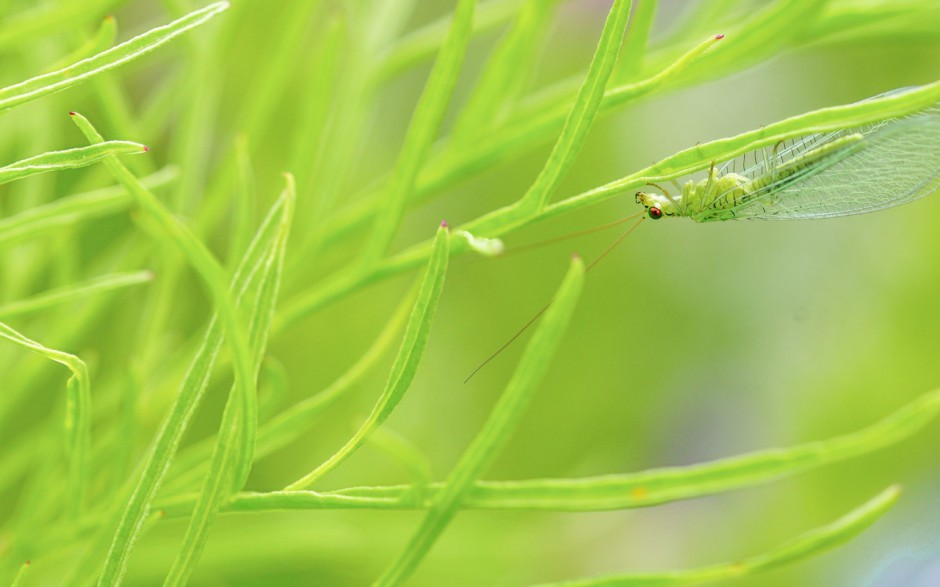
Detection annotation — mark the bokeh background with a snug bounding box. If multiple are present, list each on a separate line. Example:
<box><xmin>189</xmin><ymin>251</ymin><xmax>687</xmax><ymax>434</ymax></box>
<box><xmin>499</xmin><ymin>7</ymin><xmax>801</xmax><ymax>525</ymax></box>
<box><xmin>3</xmin><ymin>0</ymin><xmax>940</xmax><ymax>585</ymax></box>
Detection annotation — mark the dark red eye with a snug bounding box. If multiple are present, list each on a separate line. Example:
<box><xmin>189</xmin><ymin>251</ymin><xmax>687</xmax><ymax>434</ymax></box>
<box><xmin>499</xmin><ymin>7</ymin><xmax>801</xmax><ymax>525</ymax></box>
<box><xmin>648</xmin><ymin>207</ymin><xmax>663</xmax><ymax>220</ymax></box>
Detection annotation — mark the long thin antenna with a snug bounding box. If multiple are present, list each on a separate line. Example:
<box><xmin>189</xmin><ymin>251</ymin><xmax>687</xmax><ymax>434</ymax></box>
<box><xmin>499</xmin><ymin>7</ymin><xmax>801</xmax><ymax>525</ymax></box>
<box><xmin>464</xmin><ymin>214</ymin><xmax>647</xmax><ymax>383</ymax></box>
<box><xmin>497</xmin><ymin>211</ymin><xmax>644</xmax><ymax>257</ymax></box>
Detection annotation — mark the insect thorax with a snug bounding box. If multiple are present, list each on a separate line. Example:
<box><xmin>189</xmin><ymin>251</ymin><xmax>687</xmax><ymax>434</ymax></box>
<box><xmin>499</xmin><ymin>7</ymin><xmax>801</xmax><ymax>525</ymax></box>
<box><xmin>686</xmin><ymin>172</ymin><xmax>753</xmax><ymax>222</ymax></box>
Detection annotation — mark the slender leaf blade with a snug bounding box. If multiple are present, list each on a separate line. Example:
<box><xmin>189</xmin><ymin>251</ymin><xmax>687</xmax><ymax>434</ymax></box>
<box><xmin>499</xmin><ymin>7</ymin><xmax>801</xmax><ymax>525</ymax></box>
<box><xmin>533</xmin><ymin>486</ymin><xmax>900</xmax><ymax>587</ymax></box>
<box><xmin>0</xmin><ymin>2</ymin><xmax>229</xmax><ymax>112</ymax></box>
<box><xmin>374</xmin><ymin>254</ymin><xmax>584</xmax><ymax>586</ymax></box>
<box><xmin>285</xmin><ymin>222</ymin><xmax>450</xmax><ymax>490</ymax></box>
<box><xmin>0</xmin><ymin>142</ymin><xmax>148</xmax><ymax>187</ymax></box>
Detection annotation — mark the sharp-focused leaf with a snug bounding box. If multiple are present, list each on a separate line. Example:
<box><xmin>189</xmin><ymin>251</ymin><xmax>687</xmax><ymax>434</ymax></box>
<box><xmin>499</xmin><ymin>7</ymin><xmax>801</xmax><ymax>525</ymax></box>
<box><xmin>0</xmin><ymin>142</ymin><xmax>147</xmax><ymax>187</ymax></box>
<box><xmin>0</xmin><ymin>2</ymin><xmax>229</xmax><ymax>112</ymax></box>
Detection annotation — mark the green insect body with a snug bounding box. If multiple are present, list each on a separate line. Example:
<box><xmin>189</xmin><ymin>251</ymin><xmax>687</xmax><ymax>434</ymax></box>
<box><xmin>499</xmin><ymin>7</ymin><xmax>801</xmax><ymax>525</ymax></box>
<box><xmin>635</xmin><ymin>95</ymin><xmax>940</xmax><ymax>223</ymax></box>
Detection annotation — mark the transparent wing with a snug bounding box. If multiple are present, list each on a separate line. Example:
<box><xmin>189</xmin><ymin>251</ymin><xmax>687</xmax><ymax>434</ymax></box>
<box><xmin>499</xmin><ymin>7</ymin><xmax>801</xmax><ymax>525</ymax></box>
<box><xmin>703</xmin><ymin>106</ymin><xmax>940</xmax><ymax>221</ymax></box>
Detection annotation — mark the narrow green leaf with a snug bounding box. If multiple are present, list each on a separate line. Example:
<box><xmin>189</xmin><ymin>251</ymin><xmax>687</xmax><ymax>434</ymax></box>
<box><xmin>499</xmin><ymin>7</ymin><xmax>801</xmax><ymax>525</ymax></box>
<box><xmin>287</xmin><ymin>13</ymin><xmax>347</xmax><ymax>221</ymax></box>
<box><xmin>359</xmin><ymin>0</ymin><xmax>476</xmax><ymax>265</ymax></box>
<box><xmin>163</xmin><ymin>284</ymin><xmax>416</xmax><ymax>494</ymax></box>
<box><xmin>658</xmin><ymin>0</ymin><xmax>825</xmax><ymax>88</ymax></box>
<box><xmin>373</xmin><ymin>0</ymin><xmax>522</xmax><ymax>83</ymax></box>
<box><xmin>374</xmin><ymin>255</ymin><xmax>584</xmax><ymax>587</ymax></box>
<box><xmin>449</xmin><ymin>0</ymin><xmax>562</xmax><ymax>147</ymax></box>
<box><xmin>273</xmin><ymin>0</ymin><xmax>632</xmax><ymax>328</ymax></box>
<box><xmin>159</xmin><ymin>487</ymin><xmax>899</xmax><ymax>585</ymax></box>
<box><xmin>257</xmin><ymin>357</ymin><xmax>289</xmax><ymax>422</ymax></box>
<box><xmin>56</xmin><ymin>114</ymin><xmax>246</xmax><ymax>587</ymax></box>
<box><xmin>69</xmin><ymin>116</ymin><xmax>258</xmax><ymax>504</ymax></box>
<box><xmin>47</xmin><ymin>15</ymin><xmax>119</xmax><ymax>73</ymax></box>
<box><xmin>0</xmin><ymin>0</ymin><xmax>122</xmax><ymax>51</ymax></box>
<box><xmin>92</xmin><ymin>189</ymin><xmax>291</xmax><ymax>587</ymax></box>
<box><xmin>616</xmin><ymin>0</ymin><xmax>657</xmax><ymax>81</ymax></box>
<box><xmin>0</xmin><ymin>167</ymin><xmax>177</xmax><ymax>250</ymax></box>
<box><xmin>0</xmin><ymin>2</ymin><xmax>229</xmax><ymax>113</ymax></box>
<box><xmin>0</xmin><ymin>142</ymin><xmax>148</xmax><ymax>187</ymax></box>
<box><xmin>515</xmin><ymin>0</ymin><xmax>631</xmax><ymax>213</ymax></box>
<box><xmin>0</xmin><ymin>323</ymin><xmax>90</xmax><ymax>520</ymax></box>
<box><xmin>324</xmin><ymin>387</ymin><xmax>940</xmax><ymax>512</ymax></box>
<box><xmin>801</xmin><ymin>2</ymin><xmax>940</xmax><ymax>46</ymax></box>
<box><xmin>285</xmin><ymin>223</ymin><xmax>450</xmax><ymax>490</ymax></box>
<box><xmin>10</xmin><ymin>560</ymin><xmax>30</xmax><ymax>587</ymax></box>
<box><xmin>0</xmin><ymin>271</ymin><xmax>153</xmax><ymax>320</ymax></box>
<box><xmin>307</xmin><ymin>33</ymin><xmax>723</xmax><ymax>254</ymax></box>
<box><xmin>533</xmin><ymin>486</ymin><xmax>900</xmax><ymax>587</ymax></box>
<box><xmin>161</xmin><ymin>176</ymin><xmax>295</xmax><ymax>587</ymax></box>
<box><xmin>366</xmin><ymin>426</ymin><xmax>434</xmax><ymax>493</ymax></box>
<box><xmin>229</xmin><ymin>134</ymin><xmax>256</xmax><ymax>265</ymax></box>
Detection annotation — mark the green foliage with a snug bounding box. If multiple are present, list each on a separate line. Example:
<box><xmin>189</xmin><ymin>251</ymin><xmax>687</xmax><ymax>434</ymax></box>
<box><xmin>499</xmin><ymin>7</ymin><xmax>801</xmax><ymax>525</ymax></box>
<box><xmin>1</xmin><ymin>1</ymin><xmax>938</xmax><ymax>586</ymax></box>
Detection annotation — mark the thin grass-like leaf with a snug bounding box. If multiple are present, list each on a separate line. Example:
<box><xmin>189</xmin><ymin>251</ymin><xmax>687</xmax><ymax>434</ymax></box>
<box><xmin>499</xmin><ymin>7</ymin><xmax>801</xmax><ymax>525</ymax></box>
<box><xmin>0</xmin><ymin>323</ymin><xmax>90</xmax><ymax>519</ymax></box>
<box><xmin>358</xmin><ymin>0</ymin><xmax>476</xmax><ymax>265</ymax></box>
<box><xmin>284</xmin><ymin>223</ymin><xmax>449</xmax><ymax>490</ymax></box>
<box><xmin>0</xmin><ymin>2</ymin><xmax>229</xmax><ymax>113</ymax></box>
<box><xmin>260</xmin><ymin>387</ymin><xmax>932</xmax><ymax>513</ymax></box>
<box><xmin>0</xmin><ymin>167</ymin><xmax>176</xmax><ymax>250</ymax></box>
<box><xmin>0</xmin><ymin>0</ymin><xmax>122</xmax><ymax>51</ymax></box>
<box><xmin>10</xmin><ymin>560</ymin><xmax>30</xmax><ymax>587</ymax></box>
<box><xmin>0</xmin><ymin>271</ymin><xmax>153</xmax><ymax>320</ymax></box>
<box><xmin>616</xmin><ymin>0</ymin><xmax>657</xmax><ymax>81</ymax></box>
<box><xmin>514</xmin><ymin>0</ymin><xmax>630</xmax><ymax>213</ymax></box>
<box><xmin>654</xmin><ymin>0</ymin><xmax>824</xmax><ymax>88</ymax></box>
<box><xmin>161</xmin><ymin>176</ymin><xmax>295</xmax><ymax>587</ymax></box>
<box><xmin>163</xmin><ymin>284</ymin><xmax>416</xmax><ymax>494</ymax></box>
<box><xmin>280</xmin><ymin>77</ymin><xmax>940</xmax><ymax>320</ymax></box>
<box><xmin>449</xmin><ymin>0</ymin><xmax>561</xmax><ymax>147</ymax></box>
<box><xmin>374</xmin><ymin>254</ymin><xmax>584</xmax><ymax>586</ymax></box>
<box><xmin>533</xmin><ymin>486</ymin><xmax>900</xmax><ymax>587</ymax></box>
<box><xmin>47</xmin><ymin>15</ymin><xmax>118</xmax><ymax>73</ymax></box>
<box><xmin>0</xmin><ymin>142</ymin><xmax>148</xmax><ymax>187</ymax></box>
<box><xmin>366</xmin><ymin>426</ymin><xmax>434</xmax><ymax>492</ymax></box>
<box><xmin>276</xmin><ymin>0</ymin><xmax>629</xmax><ymax>328</ymax></box>
<box><xmin>91</xmin><ymin>188</ymin><xmax>292</xmax><ymax>587</ymax></box>
<box><xmin>70</xmin><ymin>114</ymin><xmax>258</xmax><ymax>500</ymax></box>
<box><xmin>314</xmin><ymin>33</ymin><xmax>722</xmax><ymax>258</ymax></box>
<box><xmin>373</xmin><ymin>0</ymin><xmax>521</xmax><ymax>83</ymax></box>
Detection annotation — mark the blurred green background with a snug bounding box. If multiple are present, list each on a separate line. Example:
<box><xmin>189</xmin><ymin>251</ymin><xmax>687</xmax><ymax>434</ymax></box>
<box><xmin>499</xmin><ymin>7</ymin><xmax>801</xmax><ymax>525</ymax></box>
<box><xmin>3</xmin><ymin>0</ymin><xmax>940</xmax><ymax>585</ymax></box>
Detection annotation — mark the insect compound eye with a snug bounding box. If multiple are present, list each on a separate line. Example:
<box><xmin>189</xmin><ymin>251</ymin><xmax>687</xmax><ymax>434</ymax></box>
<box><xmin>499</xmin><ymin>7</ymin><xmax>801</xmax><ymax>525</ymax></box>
<box><xmin>648</xmin><ymin>207</ymin><xmax>664</xmax><ymax>220</ymax></box>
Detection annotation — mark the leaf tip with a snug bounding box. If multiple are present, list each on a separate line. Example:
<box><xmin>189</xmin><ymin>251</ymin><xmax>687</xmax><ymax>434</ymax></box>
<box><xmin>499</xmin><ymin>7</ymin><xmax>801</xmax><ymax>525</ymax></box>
<box><xmin>142</xmin><ymin>145</ymin><xmax>150</xmax><ymax>152</ymax></box>
<box><xmin>440</xmin><ymin>220</ymin><xmax>448</xmax><ymax>229</ymax></box>
<box><xmin>68</xmin><ymin>111</ymin><xmax>76</xmax><ymax>116</ymax></box>
<box><xmin>715</xmin><ymin>33</ymin><xmax>725</xmax><ymax>40</ymax></box>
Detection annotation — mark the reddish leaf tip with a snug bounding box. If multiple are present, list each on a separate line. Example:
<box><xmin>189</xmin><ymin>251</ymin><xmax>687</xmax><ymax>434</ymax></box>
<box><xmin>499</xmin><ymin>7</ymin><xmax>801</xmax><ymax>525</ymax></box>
<box><xmin>142</xmin><ymin>146</ymin><xmax>150</xmax><ymax>152</ymax></box>
<box><xmin>715</xmin><ymin>34</ymin><xmax>725</xmax><ymax>40</ymax></box>
<box><xmin>68</xmin><ymin>111</ymin><xmax>76</xmax><ymax>116</ymax></box>
<box><xmin>571</xmin><ymin>252</ymin><xmax>581</xmax><ymax>260</ymax></box>
<box><xmin>440</xmin><ymin>220</ymin><xmax>448</xmax><ymax>228</ymax></box>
